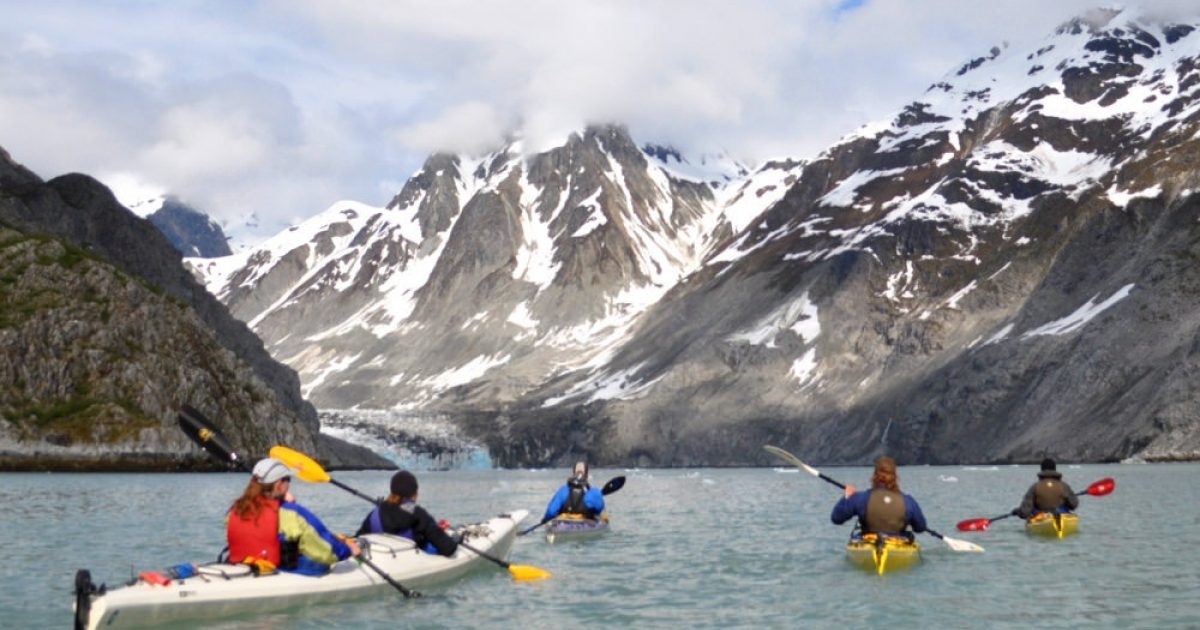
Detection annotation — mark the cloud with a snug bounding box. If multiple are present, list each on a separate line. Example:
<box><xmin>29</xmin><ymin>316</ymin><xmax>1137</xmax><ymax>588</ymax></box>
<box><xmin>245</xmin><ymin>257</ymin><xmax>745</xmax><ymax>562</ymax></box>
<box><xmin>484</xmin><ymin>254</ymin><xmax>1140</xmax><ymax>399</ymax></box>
<box><xmin>396</xmin><ymin>101</ymin><xmax>508</xmax><ymax>156</ymax></box>
<box><xmin>0</xmin><ymin>1</ymin><xmax>1195</xmax><ymax>242</ymax></box>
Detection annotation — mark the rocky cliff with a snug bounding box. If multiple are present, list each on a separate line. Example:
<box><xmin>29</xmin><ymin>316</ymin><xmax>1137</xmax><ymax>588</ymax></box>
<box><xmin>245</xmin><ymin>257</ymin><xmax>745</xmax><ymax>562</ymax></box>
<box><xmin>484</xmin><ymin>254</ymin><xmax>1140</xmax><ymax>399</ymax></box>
<box><xmin>0</xmin><ymin>145</ymin><xmax>391</xmax><ymax>470</ymax></box>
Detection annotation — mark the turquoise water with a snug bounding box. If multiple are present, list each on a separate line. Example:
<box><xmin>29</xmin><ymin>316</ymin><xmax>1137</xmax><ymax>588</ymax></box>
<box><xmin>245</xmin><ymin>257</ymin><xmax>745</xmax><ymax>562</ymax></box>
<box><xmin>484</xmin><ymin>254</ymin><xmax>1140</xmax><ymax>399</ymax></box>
<box><xmin>3</xmin><ymin>463</ymin><xmax>1198</xmax><ymax>629</ymax></box>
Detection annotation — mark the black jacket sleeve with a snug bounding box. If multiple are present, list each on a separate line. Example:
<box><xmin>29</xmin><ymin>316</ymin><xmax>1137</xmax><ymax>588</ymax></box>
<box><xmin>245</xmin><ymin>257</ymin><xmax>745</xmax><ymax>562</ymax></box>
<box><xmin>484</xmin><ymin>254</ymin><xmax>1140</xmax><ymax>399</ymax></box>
<box><xmin>412</xmin><ymin>505</ymin><xmax>459</xmax><ymax>557</ymax></box>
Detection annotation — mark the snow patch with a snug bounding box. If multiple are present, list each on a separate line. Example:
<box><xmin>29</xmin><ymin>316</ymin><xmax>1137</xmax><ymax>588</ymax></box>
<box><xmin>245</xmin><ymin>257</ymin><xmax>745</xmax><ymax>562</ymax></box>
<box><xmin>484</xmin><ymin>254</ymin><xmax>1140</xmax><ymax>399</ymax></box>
<box><xmin>789</xmin><ymin>348</ymin><xmax>819</xmax><ymax>384</ymax></box>
<box><xmin>728</xmin><ymin>291</ymin><xmax>820</xmax><ymax>347</ymax></box>
<box><xmin>423</xmin><ymin>354</ymin><xmax>512</xmax><ymax>390</ymax></box>
<box><xmin>1022</xmin><ymin>284</ymin><xmax>1135</xmax><ymax>338</ymax></box>
<box><xmin>1107</xmin><ymin>184</ymin><xmax>1162</xmax><ymax>207</ymax></box>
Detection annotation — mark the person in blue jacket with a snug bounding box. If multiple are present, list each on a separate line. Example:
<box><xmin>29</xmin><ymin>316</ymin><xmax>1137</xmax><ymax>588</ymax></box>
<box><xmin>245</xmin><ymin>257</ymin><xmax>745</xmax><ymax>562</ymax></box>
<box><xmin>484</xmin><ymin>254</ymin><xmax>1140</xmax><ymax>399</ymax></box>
<box><xmin>831</xmin><ymin>455</ymin><xmax>927</xmax><ymax>539</ymax></box>
<box><xmin>542</xmin><ymin>461</ymin><xmax>605</xmax><ymax>521</ymax></box>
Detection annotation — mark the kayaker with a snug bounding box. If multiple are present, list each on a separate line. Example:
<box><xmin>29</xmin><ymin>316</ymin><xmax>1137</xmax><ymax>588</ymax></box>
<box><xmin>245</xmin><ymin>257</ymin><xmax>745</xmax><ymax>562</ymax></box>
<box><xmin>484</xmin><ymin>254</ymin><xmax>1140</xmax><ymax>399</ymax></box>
<box><xmin>227</xmin><ymin>457</ymin><xmax>361</xmax><ymax>576</ymax></box>
<box><xmin>830</xmin><ymin>455</ymin><xmax>927</xmax><ymax>539</ymax></box>
<box><xmin>1013</xmin><ymin>458</ymin><xmax>1079</xmax><ymax>519</ymax></box>
<box><xmin>542</xmin><ymin>461</ymin><xmax>605</xmax><ymax>522</ymax></box>
<box><xmin>355</xmin><ymin>470</ymin><xmax>459</xmax><ymax>557</ymax></box>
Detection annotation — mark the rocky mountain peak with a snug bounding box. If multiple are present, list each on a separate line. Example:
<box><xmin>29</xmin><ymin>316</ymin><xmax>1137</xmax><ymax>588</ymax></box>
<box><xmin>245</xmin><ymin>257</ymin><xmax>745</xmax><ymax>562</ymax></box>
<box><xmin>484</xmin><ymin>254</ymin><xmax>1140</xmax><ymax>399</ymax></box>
<box><xmin>147</xmin><ymin>197</ymin><xmax>233</xmax><ymax>258</ymax></box>
<box><xmin>203</xmin><ymin>11</ymin><xmax>1200</xmax><ymax>466</ymax></box>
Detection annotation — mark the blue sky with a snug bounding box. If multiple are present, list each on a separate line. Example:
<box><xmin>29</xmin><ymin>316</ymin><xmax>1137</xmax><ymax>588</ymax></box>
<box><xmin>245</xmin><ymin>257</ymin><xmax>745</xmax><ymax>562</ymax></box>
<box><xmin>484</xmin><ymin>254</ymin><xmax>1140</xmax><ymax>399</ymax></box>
<box><xmin>0</xmin><ymin>0</ymin><xmax>1185</xmax><ymax>243</ymax></box>
<box><xmin>837</xmin><ymin>0</ymin><xmax>866</xmax><ymax>14</ymax></box>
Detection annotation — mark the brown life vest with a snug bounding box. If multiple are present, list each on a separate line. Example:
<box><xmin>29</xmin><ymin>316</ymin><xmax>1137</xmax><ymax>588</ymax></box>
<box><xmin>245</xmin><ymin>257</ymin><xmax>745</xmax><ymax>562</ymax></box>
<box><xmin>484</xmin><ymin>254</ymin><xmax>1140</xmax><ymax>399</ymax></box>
<box><xmin>1034</xmin><ymin>478</ymin><xmax>1068</xmax><ymax>511</ymax></box>
<box><xmin>864</xmin><ymin>489</ymin><xmax>907</xmax><ymax>534</ymax></box>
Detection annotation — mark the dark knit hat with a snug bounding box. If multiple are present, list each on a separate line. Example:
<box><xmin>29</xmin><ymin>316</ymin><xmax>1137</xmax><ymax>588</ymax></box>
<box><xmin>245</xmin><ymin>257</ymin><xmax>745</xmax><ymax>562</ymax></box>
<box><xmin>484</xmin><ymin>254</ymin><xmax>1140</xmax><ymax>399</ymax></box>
<box><xmin>390</xmin><ymin>470</ymin><xmax>418</xmax><ymax>498</ymax></box>
<box><xmin>1040</xmin><ymin>457</ymin><xmax>1056</xmax><ymax>471</ymax></box>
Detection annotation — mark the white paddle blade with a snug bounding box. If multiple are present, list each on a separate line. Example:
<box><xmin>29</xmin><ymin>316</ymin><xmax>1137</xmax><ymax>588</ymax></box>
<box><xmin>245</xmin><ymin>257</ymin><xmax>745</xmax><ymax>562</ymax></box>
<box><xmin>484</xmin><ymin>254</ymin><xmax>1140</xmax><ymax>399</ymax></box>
<box><xmin>942</xmin><ymin>535</ymin><xmax>984</xmax><ymax>553</ymax></box>
<box><xmin>763</xmin><ymin>445</ymin><xmax>822</xmax><ymax>478</ymax></box>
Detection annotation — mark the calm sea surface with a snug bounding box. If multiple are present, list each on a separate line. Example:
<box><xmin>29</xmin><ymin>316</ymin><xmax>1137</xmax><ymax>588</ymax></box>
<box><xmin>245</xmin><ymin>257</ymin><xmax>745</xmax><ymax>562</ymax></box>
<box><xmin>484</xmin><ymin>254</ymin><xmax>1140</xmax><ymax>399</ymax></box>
<box><xmin>2</xmin><ymin>463</ymin><xmax>1197</xmax><ymax>629</ymax></box>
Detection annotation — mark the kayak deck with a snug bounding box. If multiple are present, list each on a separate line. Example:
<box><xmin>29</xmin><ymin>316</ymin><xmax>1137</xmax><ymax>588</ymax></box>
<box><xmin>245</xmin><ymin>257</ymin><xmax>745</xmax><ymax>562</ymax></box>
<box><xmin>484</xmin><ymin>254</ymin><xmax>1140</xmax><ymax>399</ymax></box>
<box><xmin>77</xmin><ymin>510</ymin><xmax>527</xmax><ymax>630</ymax></box>
<box><xmin>1025</xmin><ymin>512</ymin><xmax>1079</xmax><ymax>539</ymax></box>
<box><xmin>546</xmin><ymin>513</ymin><xmax>609</xmax><ymax>543</ymax></box>
<box><xmin>845</xmin><ymin>533</ymin><xmax>921</xmax><ymax>575</ymax></box>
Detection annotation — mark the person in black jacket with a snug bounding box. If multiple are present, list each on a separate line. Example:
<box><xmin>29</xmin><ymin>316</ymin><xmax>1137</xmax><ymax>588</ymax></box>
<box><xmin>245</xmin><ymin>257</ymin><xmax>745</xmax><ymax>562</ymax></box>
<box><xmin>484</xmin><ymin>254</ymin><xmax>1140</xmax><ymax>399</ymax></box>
<box><xmin>355</xmin><ymin>470</ymin><xmax>458</xmax><ymax>557</ymax></box>
<box><xmin>1014</xmin><ymin>458</ymin><xmax>1079</xmax><ymax>519</ymax></box>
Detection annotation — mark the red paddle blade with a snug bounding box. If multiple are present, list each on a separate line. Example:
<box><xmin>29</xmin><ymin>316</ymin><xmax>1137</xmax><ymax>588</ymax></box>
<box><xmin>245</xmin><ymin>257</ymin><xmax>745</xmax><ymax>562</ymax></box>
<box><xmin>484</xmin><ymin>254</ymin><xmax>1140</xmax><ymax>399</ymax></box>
<box><xmin>956</xmin><ymin>518</ymin><xmax>991</xmax><ymax>532</ymax></box>
<box><xmin>1086</xmin><ymin>477</ymin><xmax>1115</xmax><ymax>496</ymax></box>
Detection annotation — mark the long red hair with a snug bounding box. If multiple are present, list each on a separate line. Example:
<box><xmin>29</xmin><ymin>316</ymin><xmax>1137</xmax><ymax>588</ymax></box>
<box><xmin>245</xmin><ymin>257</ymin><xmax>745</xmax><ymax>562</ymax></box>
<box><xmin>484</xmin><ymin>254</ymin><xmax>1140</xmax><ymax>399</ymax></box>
<box><xmin>871</xmin><ymin>456</ymin><xmax>900</xmax><ymax>492</ymax></box>
<box><xmin>231</xmin><ymin>479</ymin><xmax>275</xmax><ymax>520</ymax></box>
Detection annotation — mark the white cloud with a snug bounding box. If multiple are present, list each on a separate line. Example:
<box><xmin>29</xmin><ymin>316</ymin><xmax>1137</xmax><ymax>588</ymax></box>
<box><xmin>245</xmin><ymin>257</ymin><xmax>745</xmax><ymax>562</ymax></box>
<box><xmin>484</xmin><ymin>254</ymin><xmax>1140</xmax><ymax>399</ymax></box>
<box><xmin>0</xmin><ymin>1</ymin><xmax>1196</xmax><ymax>243</ymax></box>
<box><xmin>397</xmin><ymin>101</ymin><xmax>507</xmax><ymax>156</ymax></box>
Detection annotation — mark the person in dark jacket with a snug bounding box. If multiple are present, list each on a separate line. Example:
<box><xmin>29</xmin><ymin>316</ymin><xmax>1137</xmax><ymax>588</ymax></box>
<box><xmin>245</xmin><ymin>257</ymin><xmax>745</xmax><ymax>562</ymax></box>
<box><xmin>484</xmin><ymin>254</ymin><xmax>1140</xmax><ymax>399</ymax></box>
<box><xmin>542</xmin><ymin>461</ymin><xmax>605</xmax><ymax>522</ymax></box>
<box><xmin>355</xmin><ymin>470</ymin><xmax>458</xmax><ymax>557</ymax></box>
<box><xmin>1013</xmin><ymin>458</ymin><xmax>1079</xmax><ymax>519</ymax></box>
<box><xmin>831</xmin><ymin>455</ymin><xmax>927</xmax><ymax>538</ymax></box>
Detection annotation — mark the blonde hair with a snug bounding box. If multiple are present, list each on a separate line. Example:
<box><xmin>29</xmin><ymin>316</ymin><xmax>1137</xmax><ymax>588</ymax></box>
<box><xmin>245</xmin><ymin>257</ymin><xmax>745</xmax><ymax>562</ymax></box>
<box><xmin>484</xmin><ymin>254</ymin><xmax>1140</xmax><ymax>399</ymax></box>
<box><xmin>871</xmin><ymin>456</ymin><xmax>900</xmax><ymax>492</ymax></box>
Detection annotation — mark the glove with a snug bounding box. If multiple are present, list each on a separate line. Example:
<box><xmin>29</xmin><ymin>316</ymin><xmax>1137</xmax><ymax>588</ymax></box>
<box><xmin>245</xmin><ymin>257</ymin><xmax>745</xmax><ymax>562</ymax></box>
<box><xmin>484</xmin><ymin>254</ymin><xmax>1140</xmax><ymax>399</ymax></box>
<box><xmin>1010</xmin><ymin>508</ymin><xmax>1020</xmax><ymax>516</ymax></box>
<box><xmin>437</xmin><ymin>519</ymin><xmax>450</xmax><ymax>530</ymax></box>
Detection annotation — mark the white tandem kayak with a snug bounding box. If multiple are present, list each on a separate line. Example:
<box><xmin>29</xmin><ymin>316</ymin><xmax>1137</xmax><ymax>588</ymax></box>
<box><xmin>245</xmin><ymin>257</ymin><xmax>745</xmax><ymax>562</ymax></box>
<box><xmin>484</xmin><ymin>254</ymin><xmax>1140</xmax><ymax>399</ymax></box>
<box><xmin>74</xmin><ymin>510</ymin><xmax>528</xmax><ymax>630</ymax></box>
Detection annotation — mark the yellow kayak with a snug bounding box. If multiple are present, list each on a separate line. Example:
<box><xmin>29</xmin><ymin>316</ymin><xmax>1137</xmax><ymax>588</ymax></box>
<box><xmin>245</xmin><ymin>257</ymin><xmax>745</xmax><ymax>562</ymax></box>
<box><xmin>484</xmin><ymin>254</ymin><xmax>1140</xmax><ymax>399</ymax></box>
<box><xmin>845</xmin><ymin>533</ymin><xmax>921</xmax><ymax>575</ymax></box>
<box><xmin>1025</xmin><ymin>512</ymin><xmax>1079</xmax><ymax>539</ymax></box>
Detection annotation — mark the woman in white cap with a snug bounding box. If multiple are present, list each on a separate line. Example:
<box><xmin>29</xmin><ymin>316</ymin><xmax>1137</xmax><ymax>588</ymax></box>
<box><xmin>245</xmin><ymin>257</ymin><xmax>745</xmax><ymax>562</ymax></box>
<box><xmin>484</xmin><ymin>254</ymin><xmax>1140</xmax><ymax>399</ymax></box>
<box><xmin>226</xmin><ymin>457</ymin><xmax>360</xmax><ymax>575</ymax></box>
<box><xmin>541</xmin><ymin>461</ymin><xmax>605</xmax><ymax>523</ymax></box>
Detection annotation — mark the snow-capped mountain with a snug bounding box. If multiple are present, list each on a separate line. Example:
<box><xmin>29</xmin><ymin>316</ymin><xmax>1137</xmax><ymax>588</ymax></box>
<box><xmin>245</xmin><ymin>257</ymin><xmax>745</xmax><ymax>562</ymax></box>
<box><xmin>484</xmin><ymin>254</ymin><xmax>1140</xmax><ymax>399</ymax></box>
<box><xmin>191</xmin><ymin>126</ymin><xmax>766</xmax><ymax>412</ymax></box>
<box><xmin>201</xmin><ymin>8</ymin><xmax>1200</xmax><ymax>466</ymax></box>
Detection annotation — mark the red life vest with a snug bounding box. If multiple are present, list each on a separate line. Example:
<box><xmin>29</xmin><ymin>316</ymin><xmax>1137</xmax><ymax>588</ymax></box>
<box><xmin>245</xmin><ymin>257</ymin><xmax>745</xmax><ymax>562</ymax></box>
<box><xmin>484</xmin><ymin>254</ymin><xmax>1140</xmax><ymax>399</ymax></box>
<box><xmin>227</xmin><ymin>498</ymin><xmax>281</xmax><ymax>566</ymax></box>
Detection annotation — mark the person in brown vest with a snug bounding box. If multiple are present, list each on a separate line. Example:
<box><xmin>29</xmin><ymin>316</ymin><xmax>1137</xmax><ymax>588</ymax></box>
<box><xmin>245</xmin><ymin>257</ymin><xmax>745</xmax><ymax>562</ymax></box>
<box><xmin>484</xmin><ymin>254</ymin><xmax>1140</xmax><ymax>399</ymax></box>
<box><xmin>1013</xmin><ymin>458</ymin><xmax>1079</xmax><ymax>519</ymax></box>
<box><xmin>831</xmin><ymin>455</ymin><xmax>928</xmax><ymax>538</ymax></box>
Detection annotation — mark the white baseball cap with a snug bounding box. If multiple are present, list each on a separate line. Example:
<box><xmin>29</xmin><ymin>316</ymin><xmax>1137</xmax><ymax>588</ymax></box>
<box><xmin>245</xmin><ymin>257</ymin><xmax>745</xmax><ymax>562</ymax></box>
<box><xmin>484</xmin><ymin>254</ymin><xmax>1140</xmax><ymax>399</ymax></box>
<box><xmin>252</xmin><ymin>458</ymin><xmax>291</xmax><ymax>484</ymax></box>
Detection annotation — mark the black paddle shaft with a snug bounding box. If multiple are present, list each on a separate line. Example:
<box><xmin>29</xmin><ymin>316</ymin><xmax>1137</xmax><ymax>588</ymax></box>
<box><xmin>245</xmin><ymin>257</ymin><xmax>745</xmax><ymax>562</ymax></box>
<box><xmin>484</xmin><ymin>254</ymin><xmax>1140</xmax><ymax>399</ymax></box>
<box><xmin>359</xmin><ymin>556</ymin><xmax>420</xmax><ymax>598</ymax></box>
<box><xmin>178</xmin><ymin>405</ymin><xmax>246</xmax><ymax>471</ymax></box>
<box><xmin>331</xmin><ymin>479</ymin><xmax>381</xmax><ymax>505</ymax></box>
<box><xmin>817</xmin><ymin>473</ymin><xmax>847</xmax><ymax>490</ymax></box>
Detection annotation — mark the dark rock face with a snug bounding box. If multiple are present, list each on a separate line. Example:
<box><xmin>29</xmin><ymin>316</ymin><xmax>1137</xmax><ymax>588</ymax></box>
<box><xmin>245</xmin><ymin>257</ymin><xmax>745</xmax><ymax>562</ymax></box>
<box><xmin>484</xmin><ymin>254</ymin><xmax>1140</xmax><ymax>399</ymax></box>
<box><xmin>148</xmin><ymin>198</ymin><xmax>233</xmax><ymax>258</ymax></box>
<box><xmin>208</xmin><ymin>10</ymin><xmax>1200</xmax><ymax>468</ymax></box>
<box><xmin>0</xmin><ymin>150</ymin><xmax>390</xmax><ymax>470</ymax></box>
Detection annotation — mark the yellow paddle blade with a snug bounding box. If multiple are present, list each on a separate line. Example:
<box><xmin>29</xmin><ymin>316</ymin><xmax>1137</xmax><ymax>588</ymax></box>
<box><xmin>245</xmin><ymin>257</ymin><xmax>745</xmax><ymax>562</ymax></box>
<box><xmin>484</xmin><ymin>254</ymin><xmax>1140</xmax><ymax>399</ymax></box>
<box><xmin>269</xmin><ymin>445</ymin><xmax>331</xmax><ymax>483</ymax></box>
<box><xmin>508</xmin><ymin>564</ymin><xmax>552</xmax><ymax>581</ymax></box>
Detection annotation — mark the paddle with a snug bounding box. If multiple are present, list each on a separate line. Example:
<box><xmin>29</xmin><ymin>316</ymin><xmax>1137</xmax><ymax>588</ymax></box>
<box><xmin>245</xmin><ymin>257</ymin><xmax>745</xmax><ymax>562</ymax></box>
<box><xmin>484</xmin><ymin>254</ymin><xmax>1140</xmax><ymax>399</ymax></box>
<box><xmin>263</xmin><ymin>445</ymin><xmax>381</xmax><ymax>504</ymax></box>
<box><xmin>177</xmin><ymin>406</ymin><xmax>421</xmax><ymax>598</ymax></box>
<box><xmin>955</xmin><ymin>477</ymin><xmax>1116</xmax><ymax>532</ymax></box>
<box><xmin>518</xmin><ymin>475</ymin><xmax>626</xmax><ymax>537</ymax></box>
<box><xmin>268</xmin><ymin>445</ymin><xmax>552</xmax><ymax>582</ymax></box>
<box><xmin>763</xmin><ymin>445</ymin><xmax>983</xmax><ymax>553</ymax></box>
